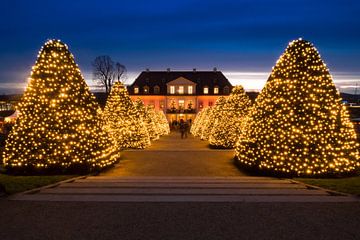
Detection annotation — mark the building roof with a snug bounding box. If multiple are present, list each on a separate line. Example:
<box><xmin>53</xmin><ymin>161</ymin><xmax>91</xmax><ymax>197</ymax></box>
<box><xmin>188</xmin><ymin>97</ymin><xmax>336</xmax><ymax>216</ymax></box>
<box><xmin>128</xmin><ymin>70</ymin><xmax>233</xmax><ymax>95</ymax></box>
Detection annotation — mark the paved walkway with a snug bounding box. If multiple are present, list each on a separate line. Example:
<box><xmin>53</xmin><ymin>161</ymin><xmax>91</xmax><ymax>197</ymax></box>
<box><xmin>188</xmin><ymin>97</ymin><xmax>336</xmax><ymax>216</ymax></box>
<box><xmin>102</xmin><ymin>131</ymin><xmax>242</xmax><ymax>176</ymax></box>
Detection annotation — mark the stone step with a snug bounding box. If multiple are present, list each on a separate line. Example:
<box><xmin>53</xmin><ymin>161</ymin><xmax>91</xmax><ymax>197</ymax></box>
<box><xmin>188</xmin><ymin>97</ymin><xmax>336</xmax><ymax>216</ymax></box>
<box><xmin>11</xmin><ymin>194</ymin><xmax>358</xmax><ymax>202</ymax></box>
<box><xmin>77</xmin><ymin>179</ymin><xmax>293</xmax><ymax>184</ymax></box>
<box><xmin>39</xmin><ymin>187</ymin><xmax>328</xmax><ymax>196</ymax></box>
<box><xmin>58</xmin><ymin>182</ymin><xmax>306</xmax><ymax>189</ymax></box>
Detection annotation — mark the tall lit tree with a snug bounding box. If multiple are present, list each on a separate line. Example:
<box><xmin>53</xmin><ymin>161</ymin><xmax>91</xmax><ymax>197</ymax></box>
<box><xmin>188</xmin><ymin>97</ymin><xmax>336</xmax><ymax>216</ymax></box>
<box><xmin>210</xmin><ymin>85</ymin><xmax>252</xmax><ymax>148</ymax></box>
<box><xmin>134</xmin><ymin>99</ymin><xmax>159</xmax><ymax>140</ymax></box>
<box><xmin>3</xmin><ymin>40</ymin><xmax>118</xmax><ymax>173</ymax></box>
<box><xmin>103</xmin><ymin>82</ymin><xmax>150</xmax><ymax>149</ymax></box>
<box><xmin>236</xmin><ymin>39</ymin><xmax>360</xmax><ymax>177</ymax></box>
<box><xmin>201</xmin><ymin>97</ymin><xmax>227</xmax><ymax>140</ymax></box>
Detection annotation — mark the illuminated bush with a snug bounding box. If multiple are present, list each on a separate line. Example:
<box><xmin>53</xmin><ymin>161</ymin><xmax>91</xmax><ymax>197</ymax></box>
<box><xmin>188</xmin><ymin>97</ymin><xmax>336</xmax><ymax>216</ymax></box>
<box><xmin>103</xmin><ymin>82</ymin><xmax>150</xmax><ymax>149</ymax></box>
<box><xmin>134</xmin><ymin>99</ymin><xmax>159</xmax><ymax>141</ymax></box>
<box><xmin>3</xmin><ymin>40</ymin><xmax>119</xmax><ymax>173</ymax></box>
<box><xmin>210</xmin><ymin>85</ymin><xmax>252</xmax><ymax>148</ymax></box>
<box><xmin>236</xmin><ymin>39</ymin><xmax>360</xmax><ymax>177</ymax></box>
<box><xmin>201</xmin><ymin>97</ymin><xmax>227</xmax><ymax>140</ymax></box>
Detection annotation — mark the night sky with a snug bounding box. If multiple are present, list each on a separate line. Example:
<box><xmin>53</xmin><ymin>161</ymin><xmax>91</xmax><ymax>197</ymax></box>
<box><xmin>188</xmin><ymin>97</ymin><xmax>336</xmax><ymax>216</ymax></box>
<box><xmin>1</xmin><ymin>0</ymin><xmax>360</xmax><ymax>93</ymax></box>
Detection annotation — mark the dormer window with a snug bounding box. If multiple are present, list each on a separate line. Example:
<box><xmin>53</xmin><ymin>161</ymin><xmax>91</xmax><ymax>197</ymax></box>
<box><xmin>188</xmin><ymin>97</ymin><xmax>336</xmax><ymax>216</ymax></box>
<box><xmin>134</xmin><ymin>87</ymin><xmax>139</xmax><ymax>94</ymax></box>
<box><xmin>144</xmin><ymin>86</ymin><xmax>149</xmax><ymax>94</ymax></box>
<box><xmin>154</xmin><ymin>85</ymin><xmax>160</xmax><ymax>94</ymax></box>
<box><xmin>203</xmin><ymin>86</ymin><xmax>209</xmax><ymax>94</ymax></box>
<box><xmin>188</xmin><ymin>86</ymin><xmax>193</xmax><ymax>94</ymax></box>
<box><xmin>170</xmin><ymin>86</ymin><xmax>175</xmax><ymax>94</ymax></box>
<box><xmin>214</xmin><ymin>86</ymin><xmax>219</xmax><ymax>94</ymax></box>
<box><xmin>224</xmin><ymin>86</ymin><xmax>229</xmax><ymax>94</ymax></box>
<box><xmin>178</xmin><ymin>86</ymin><xmax>184</xmax><ymax>94</ymax></box>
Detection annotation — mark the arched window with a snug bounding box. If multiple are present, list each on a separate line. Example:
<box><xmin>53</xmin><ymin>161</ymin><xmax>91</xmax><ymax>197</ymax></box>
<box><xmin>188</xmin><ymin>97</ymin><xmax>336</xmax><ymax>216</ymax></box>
<box><xmin>143</xmin><ymin>85</ymin><xmax>149</xmax><ymax>94</ymax></box>
<box><xmin>154</xmin><ymin>85</ymin><xmax>160</xmax><ymax>94</ymax></box>
<box><xmin>223</xmin><ymin>86</ymin><xmax>229</xmax><ymax>94</ymax></box>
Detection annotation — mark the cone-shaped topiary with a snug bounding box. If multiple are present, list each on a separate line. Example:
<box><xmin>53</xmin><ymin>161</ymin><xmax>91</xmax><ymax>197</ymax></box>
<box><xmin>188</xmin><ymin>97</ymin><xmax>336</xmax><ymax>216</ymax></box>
<box><xmin>134</xmin><ymin>99</ymin><xmax>159</xmax><ymax>140</ymax></box>
<box><xmin>3</xmin><ymin>39</ymin><xmax>118</xmax><ymax>174</ymax></box>
<box><xmin>191</xmin><ymin>107</ymin><xmax>209</xmax><ymax>137</ymax></box>
<box><xmin>103</xmin><ymin>82</ymin><xmax>150</xmax><ymax>149</ymax></box>
<box><xmin>201</xmin><ymin>97</ymin><xmax>227</xmax><ymax>140</ymax></box>
<box><xmin>210</xmin><ymin>85</ymin><xmax>252</xmax><ymax>148</ymax></box>
<box><xmin>236</xmin><ymin>39</ymin><xmax>360</xmax><ymax>177</ymax></box>
<box><xmin>155</xmin><ymin>110</ymin><xmax>170</xmax><ymax>135</ymax></box>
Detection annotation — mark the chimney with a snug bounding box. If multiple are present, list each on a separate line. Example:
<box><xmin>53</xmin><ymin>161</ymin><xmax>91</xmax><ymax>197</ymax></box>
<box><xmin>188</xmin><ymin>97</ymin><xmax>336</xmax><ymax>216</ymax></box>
<box><xmin>167</xmin><ymin>68</ymin><xmax>170</xmax><ymax>72</ymax></box>
<box><xmin>213</xmin><ymin>67</ymin><xmax>217</xmax><ymax>72</ymax></box>
<box><xmin>193</xmin><ymin>68</ymin><xmax>197</xmax><ymax>72</ymax></box>
<box><xmin>146</xmin><ymin>68</ymin><xmax>150</xmax><ymax>72</ymax></box>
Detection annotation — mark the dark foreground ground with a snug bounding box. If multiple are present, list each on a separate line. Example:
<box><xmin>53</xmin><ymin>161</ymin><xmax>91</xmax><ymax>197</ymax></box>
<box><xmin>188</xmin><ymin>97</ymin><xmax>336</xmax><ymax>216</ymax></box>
<box><xmin>0</xmin><ymin>200</ymin><xmax>360</xmax><ymax>240</ymax></box>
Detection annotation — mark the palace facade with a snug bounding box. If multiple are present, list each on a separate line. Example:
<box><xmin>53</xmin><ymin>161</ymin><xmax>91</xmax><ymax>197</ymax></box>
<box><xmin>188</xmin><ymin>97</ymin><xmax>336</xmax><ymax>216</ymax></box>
<box><xmin>128</xmin><ymin>69</ymin><xmax>233</xmax><ymax>122</ymax></box>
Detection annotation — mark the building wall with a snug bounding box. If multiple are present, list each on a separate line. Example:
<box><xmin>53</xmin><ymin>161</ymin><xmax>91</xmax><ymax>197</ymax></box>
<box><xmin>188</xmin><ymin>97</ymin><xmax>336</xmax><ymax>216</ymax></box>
<box><xmin>130</xmin><ymin>94</ymin><xmax>228</xmax><ymax>123</ymax></box>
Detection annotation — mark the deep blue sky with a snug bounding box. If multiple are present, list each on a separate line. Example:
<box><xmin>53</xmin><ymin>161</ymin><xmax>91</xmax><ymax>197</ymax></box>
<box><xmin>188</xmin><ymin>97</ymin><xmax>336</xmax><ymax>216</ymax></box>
<box><xmin>1</xmin><ymin>0</ymin><xmax>360</xmax><ymax>93</ymax></box>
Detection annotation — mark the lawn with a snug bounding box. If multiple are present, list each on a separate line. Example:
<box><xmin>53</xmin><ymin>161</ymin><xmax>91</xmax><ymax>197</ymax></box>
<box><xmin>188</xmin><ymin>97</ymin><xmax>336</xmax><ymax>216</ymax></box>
<box><xmin>0</xmin><ymin>174</ymin><xmax>76</xmax><ymax>195</ymax></box>
<box><xmin>295</xmin><ymin>176</ymin><xmax>360</xmax><ymax>196</ymax></box>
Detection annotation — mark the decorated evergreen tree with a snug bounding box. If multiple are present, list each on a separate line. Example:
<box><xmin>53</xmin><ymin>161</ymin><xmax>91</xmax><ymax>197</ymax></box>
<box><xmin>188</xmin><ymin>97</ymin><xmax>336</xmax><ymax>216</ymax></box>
<box><xmin>3</xmin><ymin>40</ymin><xmax>118</xmax><ymax>173</ymax></box>
<box><xmin>191</xmin><ymin>107</ymin><xmax>210</xmax><ymax>137</ymax></box>
<box><xmin>201</xmin><ymin>97</ymin><xmax>227</xmax><ymax>140</ymax></box>
<box><xmin>133</xmin><ymin>99</ymin><xmax>159</xmax><ymax>140</ymax></box>
<box><xmin>209</xmin><ymin>85</ymin><xmax>252</xmax><ymax>148</ymax></box>
<box><xmin>155</xmin><ymin>110</ymin><xmax>170</xmax><ymax>135</ymax></box>
<box><xmin>103</xmin><ymin>82</ymin><xmax>150</xmax><ymax>149</ymax></box>
<box><xmin>145</xmin><ymin>106</ymin><xmax>161</xmax><ymax>139</ymax></box>
<box><xmin>236</xmin><ymin>39</ymin><xmax>360</xmax><ymax>177</ymax></box>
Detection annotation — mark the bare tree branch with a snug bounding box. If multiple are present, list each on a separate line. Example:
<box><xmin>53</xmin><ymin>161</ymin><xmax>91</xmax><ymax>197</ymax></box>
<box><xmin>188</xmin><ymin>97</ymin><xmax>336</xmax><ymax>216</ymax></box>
<box><xmin>92</xmin><ymin>56</ymin><xmax>114</xmax><ymax>94</ymax></box>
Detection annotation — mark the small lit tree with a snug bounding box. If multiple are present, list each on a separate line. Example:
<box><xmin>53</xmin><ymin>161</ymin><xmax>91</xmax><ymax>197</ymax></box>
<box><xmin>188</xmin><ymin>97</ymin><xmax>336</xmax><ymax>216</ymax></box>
<box><xmin>134</xmin><ymin>99</ymin><xmax>159</xmax><ymax>141</ymax></box>
<box><xmin>155</xmin><ymin>110</ymin><xmax>170</xmax><ymax>135</ymax></box>
<box><xmin>191</xmin><ymin>107</ymin><xmax>210</xmax><ymax>137</ymax></box>
<box><xmin>201</xmin><ymin>97</ymin><xmax>227</xmax><ymax>140</ymax></box>
<box><xmin>103</xmin><ymin>82</ymin><xmax>150</xmax><ymax>149</ymax></box>
<box><xmin>3</xmin><ymin>40</ymin><xmax>118</xmax><ymax>173</ymax></box>
<box><xmin>236</xmin><ymin>39</ymin><xmax>360</xmax><ymax>177</ymax></box>
<box><xmin>210</xmin><ymin>85</ymin><xmax>252</xmax><ymax>148</ymax></box>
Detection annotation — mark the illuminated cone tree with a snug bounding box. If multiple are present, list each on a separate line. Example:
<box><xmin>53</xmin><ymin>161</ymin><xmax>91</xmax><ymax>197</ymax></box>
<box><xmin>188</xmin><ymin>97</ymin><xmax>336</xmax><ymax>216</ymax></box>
<box><xmin>191</xmin><ymin>107</ymin><xmax>209</xmax><ymax>137</ymax></box>
<box><xmin>236</xmin><ymin>39</ymin><xmax>360</xmax><ymax>177</ymax></box>
<box><xmin>134</xmin><ymin>99</ymin><xmax>159</xmax><ymax>140</ymax></box>
<box><xmin>155</xmin><ymin>110</ymin><xmax>170</xmax><ymax>135</ymax></box>
<box><xmin>210</xmin><ymin>85</ymin><xmax>252</xmax><ymax>148</ymax></box>
<box><xmin>201</xmin><ymin>97</ymin><xmax>227</xmax><ymax>140</ymax></box>
<box><xmin>103</xmin><ymin>82</ymin><xmax>150</xmax><ymax>149</ymax></box>
<box><xmin>3</xmin><ymin>40</ymin><xmax>118</xmax><ymax>173</ymax></box>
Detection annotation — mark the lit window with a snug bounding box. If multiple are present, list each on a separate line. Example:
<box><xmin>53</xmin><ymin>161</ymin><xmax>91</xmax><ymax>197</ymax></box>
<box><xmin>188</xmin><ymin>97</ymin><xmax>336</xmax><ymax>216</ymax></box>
<box><xmin>214</xmin><ymin>87</ymin><xmax>219</xmax><ymax>94</ymax></box>
<box><xmin>170</xmin><ymin>86</ymin><xmax>175</xmax><ymax>94</ymax></box>
<box><xmin>203</xmin><ymin>87</ymin><xmax>209</xmax><ymax>94</ymax></box>
<box><xmin>188</xmin><ymin>86</ymin><xmax>193</xmax><ymax>94</ymax></box>
<box><xmin>179</xmin><ymin>100</ymin><xmax>185</xmax><ymax>109</ymax></box>
<box><xmin>178</xmin><ymin>86</ymin><xmax>184</xmax><ymax>94</ymax></box>
<box><xmin>134</xmin><ymin>87</ymin><xmax>139</xmax><ymax>94</ymax></box>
